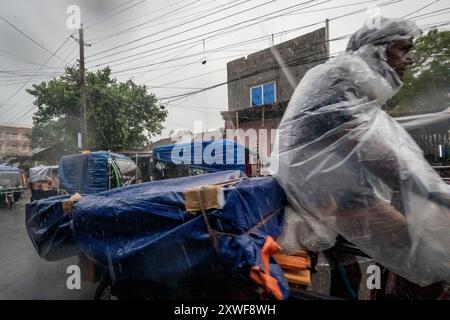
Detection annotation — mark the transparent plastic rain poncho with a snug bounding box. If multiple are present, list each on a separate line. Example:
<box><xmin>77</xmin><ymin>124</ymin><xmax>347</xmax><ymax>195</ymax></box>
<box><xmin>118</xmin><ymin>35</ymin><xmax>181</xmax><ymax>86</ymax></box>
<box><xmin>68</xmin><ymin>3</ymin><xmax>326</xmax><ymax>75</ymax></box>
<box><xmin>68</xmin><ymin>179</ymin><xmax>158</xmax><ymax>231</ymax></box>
<box><xmin>28</xmin><ymin>165</ymin><xmax>58</xmax><ymax>184</ymax></box>
<box><xmin>272</xmin><ymin>18</ymin><xmax>450</xmax><ymax>286</ymax></box>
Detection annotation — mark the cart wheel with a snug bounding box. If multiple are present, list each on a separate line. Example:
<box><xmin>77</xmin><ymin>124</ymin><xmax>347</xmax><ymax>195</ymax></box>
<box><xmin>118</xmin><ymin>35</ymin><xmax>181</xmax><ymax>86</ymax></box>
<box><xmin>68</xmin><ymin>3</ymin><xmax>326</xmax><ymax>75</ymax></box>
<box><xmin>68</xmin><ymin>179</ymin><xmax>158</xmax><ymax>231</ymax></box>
<box><xmin>94</xmin><ymin>279</ymin><xmax>117</xmax><ymax>300</ymax></box>
<box><xmin>6</xmin><ymin>201</ymin><xmax>13</xmax><ymax>209</ymax></box>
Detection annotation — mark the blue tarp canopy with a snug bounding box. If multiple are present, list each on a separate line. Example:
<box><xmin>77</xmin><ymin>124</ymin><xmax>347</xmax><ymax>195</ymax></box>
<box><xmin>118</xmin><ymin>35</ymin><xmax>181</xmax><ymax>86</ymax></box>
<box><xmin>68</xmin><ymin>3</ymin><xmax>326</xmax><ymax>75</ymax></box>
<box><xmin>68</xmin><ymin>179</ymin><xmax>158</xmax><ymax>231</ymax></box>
<box><xmin>153</xmin><ymin>140</ymin><xmax>247</xmax><ymax>173</ymax></box>
<box><xmin>26</xmin><ymin>170</ymin><xmax>289</xmax><ymax>298</ymax></box>
<box><xmin>59</xmin><ymin>151</ymin><xmax>128</xmax><ymax>195</ymax></box>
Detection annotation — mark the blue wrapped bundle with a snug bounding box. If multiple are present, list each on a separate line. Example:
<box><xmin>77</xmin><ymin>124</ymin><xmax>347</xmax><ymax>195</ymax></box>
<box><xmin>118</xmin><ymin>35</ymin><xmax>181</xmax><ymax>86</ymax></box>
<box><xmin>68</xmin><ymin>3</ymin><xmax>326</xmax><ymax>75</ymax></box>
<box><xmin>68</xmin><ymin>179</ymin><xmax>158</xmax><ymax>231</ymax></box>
<box><xmin>25</xmin><ymin>195</ymin><xmax>80</xmax><ymax>261</ymax></box>
<box><xmin>59</xmin><ymin>151</ymin><xmax>129</xmax><ymax>195</ymax></box>
<box><xmin>27</xmin><ymin>170</ymin><xmax>289</xmax><ymax>298</ymax></box>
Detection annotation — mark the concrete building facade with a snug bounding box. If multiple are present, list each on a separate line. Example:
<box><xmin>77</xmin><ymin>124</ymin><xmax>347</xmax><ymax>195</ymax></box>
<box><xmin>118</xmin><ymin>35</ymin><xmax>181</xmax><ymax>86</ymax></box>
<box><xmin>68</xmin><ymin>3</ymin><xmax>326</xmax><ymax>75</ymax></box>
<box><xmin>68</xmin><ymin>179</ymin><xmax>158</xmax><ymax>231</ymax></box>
<box><xmin>221</xmin><ymin>28</ymin><xmax>328</xmax><ymax>173</ymax></box>
<box><xmin>226</xmin><ymin>27</ymin><xmax>327</xmax><ymax>111</ymax></box>
<box><xmin>0</xmin><ymin>125</ymin><xmax>32</xmax><ymax>159</ymax></box>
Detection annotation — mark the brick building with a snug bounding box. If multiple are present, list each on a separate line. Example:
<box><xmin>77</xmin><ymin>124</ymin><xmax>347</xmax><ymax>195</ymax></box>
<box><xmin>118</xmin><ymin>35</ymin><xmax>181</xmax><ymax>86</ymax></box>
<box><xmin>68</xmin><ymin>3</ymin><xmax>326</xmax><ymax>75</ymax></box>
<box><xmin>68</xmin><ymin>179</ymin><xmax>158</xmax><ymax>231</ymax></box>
<box><xmin>221</xmin><ymin>28</ymin><xmax>328</xmax><ymax>170</ymax></box>
<box><xmin>0</xmin><ymin>125</ymin><xmax>32</xmax><ymax>160</ymax></box>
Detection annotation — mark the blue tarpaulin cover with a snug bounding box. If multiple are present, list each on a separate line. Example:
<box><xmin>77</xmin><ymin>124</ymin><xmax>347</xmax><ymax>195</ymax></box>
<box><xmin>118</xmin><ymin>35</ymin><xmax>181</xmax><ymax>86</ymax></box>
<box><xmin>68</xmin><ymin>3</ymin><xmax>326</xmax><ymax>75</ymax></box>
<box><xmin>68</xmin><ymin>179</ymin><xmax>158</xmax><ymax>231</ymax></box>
<box><xmin>26</xmin><ymin>170</ymin><xmax>289</xmax><ymax>298</ymax></box>
<box><xmin>59</xmin><ymin>151</ymin><xmax>127</xmax><ymax>195</ymax></box>
<box><xmin>153</xmin><ymin>140</ymin><xmax>247</xmax><ymax>173</ymax></box>
<box><xmin>26</xmin><ymin>195</ymin><xmax>80</xmax><ymax>261</ymax></box>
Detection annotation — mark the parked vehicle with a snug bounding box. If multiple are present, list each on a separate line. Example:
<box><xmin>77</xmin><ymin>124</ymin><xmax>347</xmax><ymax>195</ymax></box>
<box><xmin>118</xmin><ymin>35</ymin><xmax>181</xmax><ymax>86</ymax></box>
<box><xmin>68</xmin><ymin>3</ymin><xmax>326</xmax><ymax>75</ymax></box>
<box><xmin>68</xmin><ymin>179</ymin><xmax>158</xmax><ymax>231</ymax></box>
<box><xmin>0</xmin><ymin>164</ymin><xmax>26</xmax><ymax>208</ymax></box>
<box><xmin>152</xmin><ymin>139</ymin><xmax>253</xmax><ymax>180</ymax></box>
<box><xmin>58</xmin><ymin>151</ymin><xmax>142</xmax><ymax>195</ymax></box>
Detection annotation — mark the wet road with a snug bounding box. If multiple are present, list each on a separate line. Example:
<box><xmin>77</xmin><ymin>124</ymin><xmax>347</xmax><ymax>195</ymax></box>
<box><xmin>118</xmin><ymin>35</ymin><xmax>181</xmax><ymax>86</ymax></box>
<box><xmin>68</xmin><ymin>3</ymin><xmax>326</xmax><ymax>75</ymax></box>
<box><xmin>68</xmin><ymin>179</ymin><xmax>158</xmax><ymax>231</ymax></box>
<box><xmin>0</xmin><ymin>191</ymin><xmax>95</xmax><ymax>300</ymax></box>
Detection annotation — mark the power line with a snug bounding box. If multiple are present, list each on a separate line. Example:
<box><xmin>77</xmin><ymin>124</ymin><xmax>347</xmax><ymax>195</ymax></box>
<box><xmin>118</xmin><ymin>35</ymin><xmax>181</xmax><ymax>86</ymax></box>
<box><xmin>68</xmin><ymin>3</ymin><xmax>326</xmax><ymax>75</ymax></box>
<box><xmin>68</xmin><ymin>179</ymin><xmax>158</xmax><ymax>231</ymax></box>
<box><xmin>3</xmin><ymin>0</ymin><xmax>416</xmax><ymax>126</ymax></box>
<box><xmin>159</xmin><ymin>50</ymin><xmax>343</xmax><ymax>102</ymax></box>
<box><xmin>168</xmin><ymin>103</ymin><xmax>225</xmax><ymax>109</ymax></box>
<box><xmin>2</xmin><ymin>104</ymin><xmax>35</xmax><ymax>126</ymax></box>
<box><xmin>92</xmin><ymin>28</ymin><xmax>291</xmax><ymax>72</ymax></box>
<box><xmin>86</xmin><ymin>0</ymin><xmax>401</xmax><ymax>69</ymax></box>
<box><xmin>0</xmin><ymin>62</ymin><xmax>77</xmax><ymax>125</ymax></box>
<box><xmin>1</xmin><ymin>39</ymin><xmax>80</xmax><ymax>126</ymax></box>
<box><xmin>147</xmin><ymin>86</ymin><xmax>206</xmax><ymax>90</ymax></box>
<box><xmin>108</xmin><ymin>46</ymin><xmax>259</xmax><ymax>75</ymax></box>
<box><xmin>112</xmin><ymin>0</ymin><xmax>242</xmax><ymax>39</ymax></box>
<box><xmin>130</xmin><ymin>43</ymin><xmax>201</xmax><ymax>81</ymax></box>
<box><xmin>90</xmin><ymin>0</ymin><xmax>207</xmax><ymax>42</ymax></box>
<box><xmin>0</xmin><ymin>33</ymin><xmax>74</xmax><ymax>123</ymax></box>
<box><xmin>3</xmin><ymin>60</ymin><xmax>78</xmax><ymax>125</ymax></box>
<box><xmin>85</xmin><ymin>0</ymin><xmax>147</xmax><ymax>30</ymax></box>
<box><xmin>402</xmin><ymin>0</ymin><xmax>440</xmax><ymax>19</ymax></box>
<box><xmin>87</xmin><ymin>0</ymin><xmax>193</xmax><ymax>38</ymax></box>
<box><xmin>0</xmin><ymin>16</ymin><xmax>69</xmax><ymax>64</ymax></box>
<box><xmin>4</xmin><ymin>0</ymin><xmax>394</xmax><ymax>127</ymax></box>
<box><xmin>54</xmin><ymin>44</ymin><xmax>79</xmax><ymax>72</ymax></box>
<box><xmin>86</xmin><ymin>0</ymin><xmax>326</xmax><ymax>67</ymax></box>
<box><xmin>0</xmin><ymin>70</ymin><xmax>71</xmax><ymax>78</ymax></box>
<box><xmin>285</xmin><ymin>0</ymin><xmax>380</xmax><ymax>16</ymax></box>
<box><xmin>151</xmin><ymin>68</ymin><xmax>227</xmax><ymax>88</ymax></box>
<box><xmin>82</xmin><ymin>76</ymin><xmax>217</xmax><ymax>128</ymax></box>
<box><xmin>0</xmin><ymin>44</ymin><xmax>78</xmax><ymax>79</ymax></box>
<box><xmin>114</xmin><ymin>30</ymin><xmax>349</xmax><ymax>83</ymax></box>
<box><xmin>156</xmin><ymin>13</ymin><xmax>446</xmax><ymax>105</ymax></box>
<box><xmin>409</xmin><ymin>6</ymin><xmax>450</xmax><ymax>21</ymax></box>
<box><xmin>419</xmin><ymin>20</ymin><xmax>450</xmax><ymax>29</ymax></box>
<box><xmin>167</xmin><ymin>105</ymin><xmax>223</xmax><ymax>115</ymax></box>
<box><xmin>111</xmin><ymin>32</ymin><xmax>351</xmax><ymax>99</ymax></box>
<box><xmin>0</xmin><ymin>50</ymin><xmax>63</xmax><ymax>70</ymax></box>
<box><xmin>115</xmin><ymin>51</ymin><xmax>263</xmax><ymax>80</ymax></box>
<box><xmin>86</xmin><ymin>0</ymin><xmax>279</xmax><ymax>60</ymax></box>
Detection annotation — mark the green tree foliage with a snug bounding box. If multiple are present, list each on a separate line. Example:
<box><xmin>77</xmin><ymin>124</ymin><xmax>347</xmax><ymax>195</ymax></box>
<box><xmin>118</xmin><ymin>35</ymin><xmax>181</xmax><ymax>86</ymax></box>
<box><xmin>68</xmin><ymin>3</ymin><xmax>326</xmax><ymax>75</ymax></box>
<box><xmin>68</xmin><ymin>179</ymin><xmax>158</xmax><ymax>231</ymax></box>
<box><xmin>389</xmin><ymin>30</ymin><xmax>450</xmax><ymax>116</ymax></box>
<box><xmin>26</xmin><ymin>67</ymin><xmax>167</xmax><ymax>151</ymax></box>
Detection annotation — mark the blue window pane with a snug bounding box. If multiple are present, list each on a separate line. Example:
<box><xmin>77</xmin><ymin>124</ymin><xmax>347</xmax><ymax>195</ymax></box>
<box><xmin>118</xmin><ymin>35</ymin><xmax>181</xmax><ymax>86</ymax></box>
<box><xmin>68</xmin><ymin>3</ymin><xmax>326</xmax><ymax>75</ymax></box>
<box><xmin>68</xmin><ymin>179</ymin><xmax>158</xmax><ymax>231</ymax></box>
<box><xmin>251</xmin><ymin>86</ymin><xmax>262</xmax><ymax>107</ymax></box>
<box><xmin>263</xmin><ymin>83</ymin><xmax>275</xmax><ymax>105</ymax></box>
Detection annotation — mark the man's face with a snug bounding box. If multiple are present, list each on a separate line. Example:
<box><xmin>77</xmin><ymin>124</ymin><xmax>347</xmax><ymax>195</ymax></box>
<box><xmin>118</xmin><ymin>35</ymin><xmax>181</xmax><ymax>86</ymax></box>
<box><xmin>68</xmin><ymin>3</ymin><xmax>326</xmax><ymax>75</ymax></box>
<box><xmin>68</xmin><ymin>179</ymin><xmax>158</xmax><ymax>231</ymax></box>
<box><xmin>386</xmin><ymin>38</ymin><xmax>414</xmax><ymax>79</ymax></box>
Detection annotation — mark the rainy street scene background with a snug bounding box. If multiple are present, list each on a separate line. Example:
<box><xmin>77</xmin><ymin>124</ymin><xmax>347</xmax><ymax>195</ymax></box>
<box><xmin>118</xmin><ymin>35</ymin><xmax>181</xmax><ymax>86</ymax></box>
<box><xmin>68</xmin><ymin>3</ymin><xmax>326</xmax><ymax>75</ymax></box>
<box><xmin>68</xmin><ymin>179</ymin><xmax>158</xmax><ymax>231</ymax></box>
<box><xmin>0</xmin><ymin>0</ymin><xmax>449</xmax><ymax>301</ymax></box>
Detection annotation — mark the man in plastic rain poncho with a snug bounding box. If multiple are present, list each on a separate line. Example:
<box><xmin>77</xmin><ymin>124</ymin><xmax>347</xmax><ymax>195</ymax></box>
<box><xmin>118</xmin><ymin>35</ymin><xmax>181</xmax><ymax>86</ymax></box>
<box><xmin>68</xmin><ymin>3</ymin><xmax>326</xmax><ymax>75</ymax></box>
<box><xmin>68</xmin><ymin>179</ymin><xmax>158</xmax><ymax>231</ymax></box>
<box><xmin>272</xmin><ymin>17</ymin><xmax>450</xmax><ymax>299</ymax></box>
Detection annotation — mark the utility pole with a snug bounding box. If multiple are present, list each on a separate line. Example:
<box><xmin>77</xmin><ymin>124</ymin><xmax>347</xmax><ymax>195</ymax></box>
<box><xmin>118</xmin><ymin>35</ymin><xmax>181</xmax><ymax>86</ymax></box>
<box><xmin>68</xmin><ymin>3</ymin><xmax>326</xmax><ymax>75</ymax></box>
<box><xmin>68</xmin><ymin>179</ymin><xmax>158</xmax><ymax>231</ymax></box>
<box><xmin>325</xmin><ymin>19</ymin><xmax>331</xmax><ymax>61</ymax></box>
<box><xmin>79</xmin><ymin>24</ymin><xmax>88</xmax><ymax>150</ymax></box>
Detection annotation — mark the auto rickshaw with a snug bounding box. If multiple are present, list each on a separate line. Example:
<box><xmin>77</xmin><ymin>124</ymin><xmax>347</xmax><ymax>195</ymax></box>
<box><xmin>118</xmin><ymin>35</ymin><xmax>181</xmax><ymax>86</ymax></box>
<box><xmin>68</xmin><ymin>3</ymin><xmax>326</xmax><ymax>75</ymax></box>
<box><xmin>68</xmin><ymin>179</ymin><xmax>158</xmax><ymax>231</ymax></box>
<box><xmin>0</xmin><ymin>164</ymin><xmax>27</xmax><ymax>209</ymax></box>
<box><xmin>58</xmin><ymin>150</ymin><xmax>142</xmax><ymax>195</ymax></box>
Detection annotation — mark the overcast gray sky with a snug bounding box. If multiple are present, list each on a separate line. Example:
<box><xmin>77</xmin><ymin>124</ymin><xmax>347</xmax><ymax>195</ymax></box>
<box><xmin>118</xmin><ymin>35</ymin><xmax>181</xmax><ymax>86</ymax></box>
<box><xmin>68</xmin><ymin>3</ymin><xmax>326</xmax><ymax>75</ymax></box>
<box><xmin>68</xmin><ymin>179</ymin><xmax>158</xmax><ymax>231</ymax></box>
<box><xmin>0</xmin><ymin>0</ymin><xmax>449</xmax><ymax>141</ymax></box>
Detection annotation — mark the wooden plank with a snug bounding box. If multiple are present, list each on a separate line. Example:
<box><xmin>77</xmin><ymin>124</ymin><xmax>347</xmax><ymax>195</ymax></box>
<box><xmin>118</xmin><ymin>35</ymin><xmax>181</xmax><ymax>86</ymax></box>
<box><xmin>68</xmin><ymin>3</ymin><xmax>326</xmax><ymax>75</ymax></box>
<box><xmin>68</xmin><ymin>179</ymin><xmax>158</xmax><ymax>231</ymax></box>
<box><xmin>284</xmin><ymin>269</ymin><xmax>311</xmax><ymax>286</ymax></box>
<box><xmin>273</xmin><ymin>253</ymin><xmax>311</xmax><ymax>270</ymax></box>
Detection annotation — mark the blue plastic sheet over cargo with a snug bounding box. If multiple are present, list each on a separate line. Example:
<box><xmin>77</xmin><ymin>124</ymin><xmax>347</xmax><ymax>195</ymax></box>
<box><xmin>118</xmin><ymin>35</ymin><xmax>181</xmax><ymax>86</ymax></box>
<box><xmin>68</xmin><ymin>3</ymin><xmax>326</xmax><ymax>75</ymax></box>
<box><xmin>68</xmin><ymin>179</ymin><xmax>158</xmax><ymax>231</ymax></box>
<box><xmin>153</xmin><ymin>140</ymin><xmax>247</xmax><ymax>173</ymax></box>
<box><xmin>26</xmin><ymin>195</ymin><xmax>80</xmax><ymax>261</ymax></box>
<box><xmin>59</xmin><ymin>151</ymin><xmax>127</xmax><ymax>195</ymax></box>
<box><xmin>26</xmin><ymin>170</ymin><xmax>289</xmax><ymax>298</ymax></box>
